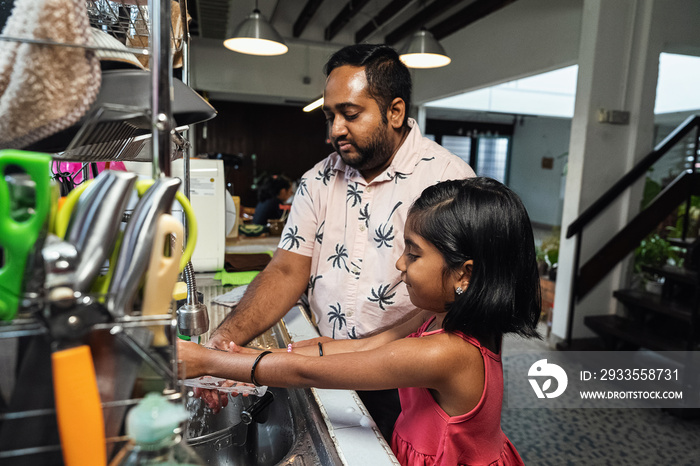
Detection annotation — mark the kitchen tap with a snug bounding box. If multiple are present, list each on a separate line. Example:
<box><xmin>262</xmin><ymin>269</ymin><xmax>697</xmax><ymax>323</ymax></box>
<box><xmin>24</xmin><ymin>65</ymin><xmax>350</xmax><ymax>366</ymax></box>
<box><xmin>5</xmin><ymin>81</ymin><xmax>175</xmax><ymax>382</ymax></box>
<box><xmin>176</xmin><ymin>259</ymin><xmax>209</xmax><ymax>338</ymax></box>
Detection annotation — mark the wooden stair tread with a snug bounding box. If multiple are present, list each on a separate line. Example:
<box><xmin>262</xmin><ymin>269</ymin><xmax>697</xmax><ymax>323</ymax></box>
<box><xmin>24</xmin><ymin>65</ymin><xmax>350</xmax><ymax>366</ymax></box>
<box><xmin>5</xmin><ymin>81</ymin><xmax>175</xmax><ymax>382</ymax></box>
<box><xmin>584</xmin><ymin>315</ymin><xmax>687</xmax><ymax>351</ymax></box>
<box><xmin>641</xmin><ymin>264</ymin><xmax>698</xmax><ymax>285</ymax></box>
<box><xmin>613</xmin><ymin>288</ymin><xmax>694</xmax><ymax>323</ymax></box>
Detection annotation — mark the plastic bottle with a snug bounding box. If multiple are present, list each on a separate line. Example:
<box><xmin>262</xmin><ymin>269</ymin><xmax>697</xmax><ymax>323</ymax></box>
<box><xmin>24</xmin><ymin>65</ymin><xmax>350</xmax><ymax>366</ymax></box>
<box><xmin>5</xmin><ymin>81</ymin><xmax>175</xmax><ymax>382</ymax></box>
<box><xmin>115</xmin><ymin>393</ymin><xmax>204</xmax><ymax>465</ymax></box>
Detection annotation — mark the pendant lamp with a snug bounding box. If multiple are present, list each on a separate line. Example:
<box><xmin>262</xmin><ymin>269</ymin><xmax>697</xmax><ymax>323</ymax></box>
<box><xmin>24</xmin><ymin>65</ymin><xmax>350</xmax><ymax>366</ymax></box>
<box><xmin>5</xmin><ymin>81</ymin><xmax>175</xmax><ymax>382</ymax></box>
<box><xmin>399</xmin><ymin>29</ymin><xmax>451</xmax><ymax>69</ymax></box>
<box><xmin>224</xmin><ymin>2</ymin><xmax>288</xmax><ymax>56</ymax></box>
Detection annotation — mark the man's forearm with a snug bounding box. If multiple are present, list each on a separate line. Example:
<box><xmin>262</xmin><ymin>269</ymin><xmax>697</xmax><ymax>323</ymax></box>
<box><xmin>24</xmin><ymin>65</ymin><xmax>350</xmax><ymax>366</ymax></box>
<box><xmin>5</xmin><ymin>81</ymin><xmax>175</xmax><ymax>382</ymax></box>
<box><xmin>209</xmin><ymin>250</ymin><xmax>310</xmax><ymax>346</ymax></box>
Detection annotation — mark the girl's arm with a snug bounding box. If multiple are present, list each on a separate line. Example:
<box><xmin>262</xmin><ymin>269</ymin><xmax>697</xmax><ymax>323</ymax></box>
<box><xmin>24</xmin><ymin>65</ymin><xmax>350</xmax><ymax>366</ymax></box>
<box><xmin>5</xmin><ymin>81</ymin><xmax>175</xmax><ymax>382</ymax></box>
<box><xmin>179</xmin><ymin>329</ymin><xmax>474</xmax><ymax>393</ymax></box>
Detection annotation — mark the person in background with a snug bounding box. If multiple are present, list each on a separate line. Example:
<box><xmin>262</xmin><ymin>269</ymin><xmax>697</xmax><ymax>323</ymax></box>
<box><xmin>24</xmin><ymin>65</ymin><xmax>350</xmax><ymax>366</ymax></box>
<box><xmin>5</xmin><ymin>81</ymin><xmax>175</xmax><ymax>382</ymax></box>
<box><xmin>180</xmin><ymin>178</ymin><xmax>540</xmax><ymax>466</ymax></box>
<box><xmin>251</xmin><ymin>174</ymin><xmax>293</xmax><ymax>225</ymax></box>
<box><xmin>200</xmin><ymin>43</ymin><xmax>475</xmax><ymax>438</ymax></box>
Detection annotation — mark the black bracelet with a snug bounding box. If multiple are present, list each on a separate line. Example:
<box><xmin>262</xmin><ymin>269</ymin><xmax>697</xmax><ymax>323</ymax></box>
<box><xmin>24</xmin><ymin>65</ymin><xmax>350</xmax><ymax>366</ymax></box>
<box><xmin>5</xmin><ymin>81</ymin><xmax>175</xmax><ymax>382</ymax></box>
<box><xmin>318</xmin><ymin>342</ymin><xmax>323</xmax><ymax>357</ymax></box>
<box><xmin>250</xmin><ymin>351</ymin><xmax>272</xmax><ymax>387</ymax></box>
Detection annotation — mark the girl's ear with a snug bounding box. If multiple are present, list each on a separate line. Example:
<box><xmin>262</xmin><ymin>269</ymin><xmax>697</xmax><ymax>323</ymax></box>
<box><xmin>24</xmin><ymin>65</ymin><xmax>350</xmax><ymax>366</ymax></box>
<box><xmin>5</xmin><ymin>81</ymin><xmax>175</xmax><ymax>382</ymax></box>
<box><xmin>455</xmin><ymin>260</ymin><xmax>473</xmax><ymax>292</ymax></box>
<box><xmin>387</xmin><ymin>97</ymin><xmax>405</xmax><ymax>129</ymax></box>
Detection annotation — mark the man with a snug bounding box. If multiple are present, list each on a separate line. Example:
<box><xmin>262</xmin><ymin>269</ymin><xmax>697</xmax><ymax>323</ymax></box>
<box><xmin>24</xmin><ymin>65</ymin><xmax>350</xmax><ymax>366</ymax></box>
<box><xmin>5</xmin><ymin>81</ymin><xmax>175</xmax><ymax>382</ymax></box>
<box><xmin>205</xmin><ymin>44</ymin><xmax>475</xmax><ymax>438</ymax></box>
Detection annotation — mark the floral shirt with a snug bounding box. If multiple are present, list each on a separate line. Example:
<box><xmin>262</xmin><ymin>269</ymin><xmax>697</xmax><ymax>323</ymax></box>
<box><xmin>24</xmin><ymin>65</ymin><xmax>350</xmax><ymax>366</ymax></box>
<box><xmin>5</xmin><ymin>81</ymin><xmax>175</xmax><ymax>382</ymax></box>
<box><xmin>278</xmin><ymin>119</ymin><xmax>475</xmax><ymax>338</ymax></box>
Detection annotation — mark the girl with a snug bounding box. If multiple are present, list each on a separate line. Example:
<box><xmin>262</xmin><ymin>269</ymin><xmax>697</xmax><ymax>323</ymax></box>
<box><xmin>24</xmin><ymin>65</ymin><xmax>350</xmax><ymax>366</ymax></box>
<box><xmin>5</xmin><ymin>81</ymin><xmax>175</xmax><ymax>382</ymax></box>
<box><xmin>179</xmin><ymin>177</ymin><xmax>540</xmax><ymax>465</ymax></box>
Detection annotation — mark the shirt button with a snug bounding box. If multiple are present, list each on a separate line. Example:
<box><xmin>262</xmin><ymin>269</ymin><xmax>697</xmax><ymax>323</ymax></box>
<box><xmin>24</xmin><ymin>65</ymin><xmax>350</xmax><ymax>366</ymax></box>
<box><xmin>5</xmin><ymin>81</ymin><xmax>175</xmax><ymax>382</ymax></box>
<box><xmin>359</xmin><ymin>225</ymin><xmax>365</xmax><ymax>232</ymax></box>
<box><xmin>366</xmin><ymin>187</ymin><xmax>372</xmax><ymax>193</ymax></box>
<box><xmin>347</xmin><ymin>311</ymin><xmax>354</xmax><ymax>317</ymax></box>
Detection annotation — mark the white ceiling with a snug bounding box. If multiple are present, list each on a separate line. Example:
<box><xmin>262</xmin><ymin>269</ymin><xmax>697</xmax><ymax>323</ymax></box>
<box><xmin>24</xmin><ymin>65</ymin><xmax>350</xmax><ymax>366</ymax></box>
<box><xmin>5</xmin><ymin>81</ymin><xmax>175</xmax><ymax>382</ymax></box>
<box><xmin>192</xmin><ymin>0</ymin><xmax>509</xmax><ymax>48</ymax></box>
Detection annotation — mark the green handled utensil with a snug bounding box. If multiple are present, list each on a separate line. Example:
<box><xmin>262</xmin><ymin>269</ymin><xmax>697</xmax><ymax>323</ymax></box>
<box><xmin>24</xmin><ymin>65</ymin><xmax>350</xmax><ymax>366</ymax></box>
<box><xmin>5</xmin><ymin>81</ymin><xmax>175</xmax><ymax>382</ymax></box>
<box><xmin>0</xmin><ymin>149</ymin><xmax>52</xmax><ymax>321</ymax></box>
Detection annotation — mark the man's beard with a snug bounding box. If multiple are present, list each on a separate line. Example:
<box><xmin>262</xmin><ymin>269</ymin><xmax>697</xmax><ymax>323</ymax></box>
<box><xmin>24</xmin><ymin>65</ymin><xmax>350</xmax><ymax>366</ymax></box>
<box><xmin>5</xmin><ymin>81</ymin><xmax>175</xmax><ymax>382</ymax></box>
<box><xmin>334</xmin><ymin>124</ymin><xmax>395</xmax><ymax>172</ymax></box>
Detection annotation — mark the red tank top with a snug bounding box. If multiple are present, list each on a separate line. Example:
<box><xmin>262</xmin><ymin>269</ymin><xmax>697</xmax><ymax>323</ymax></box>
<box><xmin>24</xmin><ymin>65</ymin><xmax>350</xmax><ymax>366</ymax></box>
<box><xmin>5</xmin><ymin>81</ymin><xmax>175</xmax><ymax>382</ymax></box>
<box><xmin>391</xmin><ymin>317</ymin><xmax>524</xmax><ymax>466</ymax></box>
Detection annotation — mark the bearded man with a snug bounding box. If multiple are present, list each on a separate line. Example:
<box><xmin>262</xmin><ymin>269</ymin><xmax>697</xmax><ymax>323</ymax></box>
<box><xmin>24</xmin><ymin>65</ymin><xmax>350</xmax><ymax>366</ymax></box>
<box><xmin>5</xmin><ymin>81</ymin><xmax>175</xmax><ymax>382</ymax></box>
<box><xmin>203</xmin><ymin>44</ymin><xmax>475</xmax><ymax>439</ymax></box>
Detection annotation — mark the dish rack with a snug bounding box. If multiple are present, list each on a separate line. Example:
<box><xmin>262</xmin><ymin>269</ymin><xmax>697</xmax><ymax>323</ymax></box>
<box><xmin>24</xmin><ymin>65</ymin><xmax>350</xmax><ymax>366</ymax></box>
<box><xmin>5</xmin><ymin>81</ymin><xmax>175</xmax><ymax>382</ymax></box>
<box><xmin>0</xmin><ymin>0</ymin><xmax>201</xmax><ymax>462</ymax></box>
<box><xmin>0</xmin><ymin>0</ymin><xmax>195</xmax><ymax>166</ymax></box>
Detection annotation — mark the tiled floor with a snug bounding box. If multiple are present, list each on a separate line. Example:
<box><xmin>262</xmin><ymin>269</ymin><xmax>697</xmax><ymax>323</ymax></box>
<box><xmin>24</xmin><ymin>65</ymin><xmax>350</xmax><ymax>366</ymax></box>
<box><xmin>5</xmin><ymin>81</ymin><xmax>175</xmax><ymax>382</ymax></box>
<box><xmin>501</xmin><ymin>326</ymin><xmax>700</xmax><ymax>465</ymax></box>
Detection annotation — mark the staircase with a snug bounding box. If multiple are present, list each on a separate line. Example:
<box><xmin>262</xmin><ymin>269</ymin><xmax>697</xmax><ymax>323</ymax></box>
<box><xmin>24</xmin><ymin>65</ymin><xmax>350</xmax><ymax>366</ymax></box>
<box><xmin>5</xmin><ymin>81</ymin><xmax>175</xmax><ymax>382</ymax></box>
<box><xmin>585</xmin><ymin>257</ymin><xmax>700</xmax><ymax>351</ymax></box>
<box><xmin>564</xmin><ymin>115</ymin><xmax>700</xmax><ymax>352</ymax></box>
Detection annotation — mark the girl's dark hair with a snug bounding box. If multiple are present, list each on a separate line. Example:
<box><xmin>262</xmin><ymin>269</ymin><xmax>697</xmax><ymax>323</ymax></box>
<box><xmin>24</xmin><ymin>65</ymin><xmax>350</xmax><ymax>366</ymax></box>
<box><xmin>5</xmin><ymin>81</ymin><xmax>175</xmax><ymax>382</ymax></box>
<box><xmin>408</xmin><ymin>178</ymin><xmax>541</xmax><ymax>342</ymax></box>
<box><xmin>257</xmin><ymin>174</ymin><xmax>291</xmax><ymax>203</ymax></box>
<box><xmin>324</xmin><ymin>44</ymin><xmax>411</xmax><ymax>128</ymax></box>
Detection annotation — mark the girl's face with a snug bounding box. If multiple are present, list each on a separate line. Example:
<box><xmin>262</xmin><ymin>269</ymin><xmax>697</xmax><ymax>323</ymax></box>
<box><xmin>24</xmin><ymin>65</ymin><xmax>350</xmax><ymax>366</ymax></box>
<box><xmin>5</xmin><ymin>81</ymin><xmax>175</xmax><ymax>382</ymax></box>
<box><xmin>396</xmin><ymin>221</ymin><xmax>461</xmax><ymax>312</ymax></box>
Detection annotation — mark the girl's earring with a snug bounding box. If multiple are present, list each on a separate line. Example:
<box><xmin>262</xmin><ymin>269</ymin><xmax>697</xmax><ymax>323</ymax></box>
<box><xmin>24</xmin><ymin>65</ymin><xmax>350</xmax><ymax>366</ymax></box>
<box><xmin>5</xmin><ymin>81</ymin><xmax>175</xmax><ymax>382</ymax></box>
<box><xmin>455</xmin><ymin>286</ymin><xmax>464</xmax><ymax>295</ymax></box>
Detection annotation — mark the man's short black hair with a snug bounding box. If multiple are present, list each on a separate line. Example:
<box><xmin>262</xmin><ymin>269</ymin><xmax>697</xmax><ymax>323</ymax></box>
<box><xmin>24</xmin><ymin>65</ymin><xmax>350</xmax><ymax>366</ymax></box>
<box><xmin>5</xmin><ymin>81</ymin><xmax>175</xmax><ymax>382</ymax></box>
<box><xmin>324</xmin><ymin>44</ymin><xmax>412</xmax><ymax>127</ymax></box>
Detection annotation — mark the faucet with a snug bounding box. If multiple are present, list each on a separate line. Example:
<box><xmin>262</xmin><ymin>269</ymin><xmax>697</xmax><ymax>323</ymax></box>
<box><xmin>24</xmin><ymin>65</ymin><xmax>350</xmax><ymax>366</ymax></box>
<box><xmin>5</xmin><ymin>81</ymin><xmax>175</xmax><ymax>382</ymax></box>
<box><xmin>176</xmin><ymin>260</ymin><xmax>209</xmax><ymax>338</ymax></box>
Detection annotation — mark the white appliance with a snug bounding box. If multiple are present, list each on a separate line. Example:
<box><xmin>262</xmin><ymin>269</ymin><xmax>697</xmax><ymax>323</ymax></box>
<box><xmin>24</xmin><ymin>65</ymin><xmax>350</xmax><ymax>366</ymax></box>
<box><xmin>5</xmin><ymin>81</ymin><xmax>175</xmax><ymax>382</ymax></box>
<box><xmin>124</xmin><ymin>159</ymin><xmax>226</xmax><ymax>272</ymax></box>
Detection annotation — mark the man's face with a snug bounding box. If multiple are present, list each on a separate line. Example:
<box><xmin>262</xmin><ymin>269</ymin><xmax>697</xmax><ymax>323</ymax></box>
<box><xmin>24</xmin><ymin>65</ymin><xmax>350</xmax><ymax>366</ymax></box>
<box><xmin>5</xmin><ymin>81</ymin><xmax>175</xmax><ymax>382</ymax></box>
<box><xmin>322</xmin><ymin>65</ymin><xmax>395</xmax><ymax>172</ymax></box>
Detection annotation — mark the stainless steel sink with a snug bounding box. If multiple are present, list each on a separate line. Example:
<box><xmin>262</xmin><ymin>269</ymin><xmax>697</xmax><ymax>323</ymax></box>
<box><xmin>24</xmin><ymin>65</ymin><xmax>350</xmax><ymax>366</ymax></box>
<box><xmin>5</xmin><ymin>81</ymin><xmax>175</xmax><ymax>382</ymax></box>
<box><xmin>184</xmin><ymin>318</ymin><xmax>342</xmax><ymax>465</ymax></box>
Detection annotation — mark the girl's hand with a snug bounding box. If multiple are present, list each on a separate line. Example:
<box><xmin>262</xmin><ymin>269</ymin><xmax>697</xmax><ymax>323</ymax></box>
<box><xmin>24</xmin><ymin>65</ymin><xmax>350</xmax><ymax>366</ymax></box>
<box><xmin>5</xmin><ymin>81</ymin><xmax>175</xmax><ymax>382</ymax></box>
<box><xmin>178</xmin><ymin>339</ymin><xmax>210</xmax><ymax>379</ymax></box>
<box><xmin>227</xmin><ymin>341</ymin><xmax>262</xmax><ymax>354</ymax></box>
<box><xmin>179</xmin><ymin>340</ymin><xmax>234</xmax><ymax>412</ymax></box>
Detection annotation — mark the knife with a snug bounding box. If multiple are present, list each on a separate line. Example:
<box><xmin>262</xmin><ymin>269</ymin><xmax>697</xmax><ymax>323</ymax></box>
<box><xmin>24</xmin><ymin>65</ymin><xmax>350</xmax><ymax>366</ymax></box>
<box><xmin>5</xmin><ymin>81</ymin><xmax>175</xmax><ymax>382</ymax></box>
<box><xmin>106</xmin><ymin>177</ymin><xmax>181</xmax><ymax>317</ymax></box>
<box><xmin>60</xmin><ymin>170</ymin><xmax>137</xmax><ymax>292</ymax></box>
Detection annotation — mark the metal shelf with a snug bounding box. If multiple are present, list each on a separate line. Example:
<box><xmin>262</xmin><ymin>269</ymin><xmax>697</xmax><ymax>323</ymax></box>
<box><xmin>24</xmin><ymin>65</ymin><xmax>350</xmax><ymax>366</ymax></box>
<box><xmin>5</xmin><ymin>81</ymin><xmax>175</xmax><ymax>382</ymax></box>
<box><xmin>0</xmin><ymin>1</ymin><xmax>194</xmax><ymax>462</ymax></box>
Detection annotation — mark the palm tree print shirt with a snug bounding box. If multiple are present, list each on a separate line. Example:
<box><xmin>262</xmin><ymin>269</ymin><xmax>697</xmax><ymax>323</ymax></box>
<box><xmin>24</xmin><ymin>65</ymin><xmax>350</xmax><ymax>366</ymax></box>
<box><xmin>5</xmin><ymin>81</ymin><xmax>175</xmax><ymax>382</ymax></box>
<box><xmin>279</xmin><ymin>118</ymin><xmax>475</xmax><ymax>338</ymax></box>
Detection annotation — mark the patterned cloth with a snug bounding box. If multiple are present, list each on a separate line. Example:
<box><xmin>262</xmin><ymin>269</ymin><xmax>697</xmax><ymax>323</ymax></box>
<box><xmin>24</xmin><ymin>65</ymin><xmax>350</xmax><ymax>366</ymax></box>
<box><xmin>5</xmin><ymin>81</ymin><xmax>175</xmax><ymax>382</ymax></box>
<box><xmin>391</xmin><ymin>318</ymin><xmax>525</xmax><ymax>466</ymax></box>
<box><xmin>278</xmin><ymin>119</ymin><xmax>475</xmax><ymax>338</ymax></box>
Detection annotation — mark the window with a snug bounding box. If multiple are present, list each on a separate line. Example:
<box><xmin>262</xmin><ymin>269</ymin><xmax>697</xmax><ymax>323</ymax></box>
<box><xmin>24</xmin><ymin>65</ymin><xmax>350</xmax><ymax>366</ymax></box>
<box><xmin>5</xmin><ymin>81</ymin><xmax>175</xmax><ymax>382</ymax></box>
<box><xmin>441</xmin><ymin>135</ymin><xmax>471</xmax><ymax>165</ymax></box>
<box><xmin>426</xmin><ymin>119</ymin><xmax>513</xmax><ymax>184</ymax></box>
<box><xmin>477</xmin><ymin>137</ymin><xmax>509</xmax><ymax>183</ymax></box>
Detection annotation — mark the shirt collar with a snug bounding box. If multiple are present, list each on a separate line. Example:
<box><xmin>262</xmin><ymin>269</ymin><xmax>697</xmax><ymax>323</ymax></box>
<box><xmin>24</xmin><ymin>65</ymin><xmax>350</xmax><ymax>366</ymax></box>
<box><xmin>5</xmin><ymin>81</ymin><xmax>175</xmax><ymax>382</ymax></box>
<box><xmin>331</xmin><ymin>118</ymin><xmax>423</xmax><ymax>184</ymax></box>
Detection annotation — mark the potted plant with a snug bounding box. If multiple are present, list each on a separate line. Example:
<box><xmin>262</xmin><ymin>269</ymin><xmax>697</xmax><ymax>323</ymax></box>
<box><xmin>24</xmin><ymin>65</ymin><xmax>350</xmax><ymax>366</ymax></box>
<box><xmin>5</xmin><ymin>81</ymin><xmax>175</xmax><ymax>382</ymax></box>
<box><xmin>633</xmin><ymin>232</ymin><xmax>682</xmax><ymax>294</ymax></box>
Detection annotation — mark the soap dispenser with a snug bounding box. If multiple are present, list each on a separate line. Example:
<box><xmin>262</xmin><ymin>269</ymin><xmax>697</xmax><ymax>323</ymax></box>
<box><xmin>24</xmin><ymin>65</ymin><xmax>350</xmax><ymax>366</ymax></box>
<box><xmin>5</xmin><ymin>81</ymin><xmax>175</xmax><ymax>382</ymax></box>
<box><xmin>114</xmin><ymin>392</ymin><xmax>204</xmax><ymax>465</ymax></box>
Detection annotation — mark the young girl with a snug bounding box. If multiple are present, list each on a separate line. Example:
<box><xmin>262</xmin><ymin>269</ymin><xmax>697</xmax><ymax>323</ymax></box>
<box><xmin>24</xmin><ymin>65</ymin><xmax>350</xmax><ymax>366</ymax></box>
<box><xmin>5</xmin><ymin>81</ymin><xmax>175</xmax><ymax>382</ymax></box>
<box><xmin>179</xmin><ymin>177</ymin><xmax>541</xmax><ymax>465</ymax></box>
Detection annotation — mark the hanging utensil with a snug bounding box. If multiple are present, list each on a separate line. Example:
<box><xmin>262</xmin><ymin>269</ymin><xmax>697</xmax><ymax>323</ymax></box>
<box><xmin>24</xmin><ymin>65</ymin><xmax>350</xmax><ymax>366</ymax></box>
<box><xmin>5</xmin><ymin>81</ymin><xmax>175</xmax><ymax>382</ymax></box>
<box><xmin>141</xmin><ymin>213</ymin><xmax>183</xmax><ymax>346</ymax></box>
<box><xmin>48</xmin><ymin>291</ymin><xmax>110</xmax><ymax>466</ymax></box>
<box><xmin>0</xmin><ymin>149</ymin><xmax>52</xmax><ymax>321</ymax></box>
<box><xmin>59</xmin><ymin>170</ymin><xmax>138</xmax><ymax>292</ymax></box>
<box><xmin>106</xmin><ymin>177</ymin><xmax>181</xmax><ymax>317</ymax></box>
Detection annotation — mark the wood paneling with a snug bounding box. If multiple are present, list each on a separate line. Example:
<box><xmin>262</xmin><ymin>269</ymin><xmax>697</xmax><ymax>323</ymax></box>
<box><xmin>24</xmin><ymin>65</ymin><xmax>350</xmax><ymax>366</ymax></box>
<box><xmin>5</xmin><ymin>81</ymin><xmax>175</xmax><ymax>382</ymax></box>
<box><xmin>194</xmin><ymin>100</ymin><xmax>329</xmax><ymax>206</ymax></box>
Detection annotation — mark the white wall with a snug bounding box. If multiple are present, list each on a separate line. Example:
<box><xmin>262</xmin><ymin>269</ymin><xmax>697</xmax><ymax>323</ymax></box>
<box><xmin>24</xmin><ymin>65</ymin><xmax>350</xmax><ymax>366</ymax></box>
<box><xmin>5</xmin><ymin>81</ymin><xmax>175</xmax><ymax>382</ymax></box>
<box><xmin>190</xmin><ymin>37</ymin><xmax>338</xmax><ymax>104</ymax></box>
<box><xmin>510</xmin><ymin>117</ymin><xmax>572</xmax><ymax>226</ymax></box>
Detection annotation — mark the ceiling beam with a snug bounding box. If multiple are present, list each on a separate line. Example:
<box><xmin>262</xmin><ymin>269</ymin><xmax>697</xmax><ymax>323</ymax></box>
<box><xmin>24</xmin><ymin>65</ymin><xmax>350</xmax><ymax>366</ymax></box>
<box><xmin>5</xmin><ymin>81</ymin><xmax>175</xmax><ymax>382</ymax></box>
<box><xmin>355</xmin><ymin>0</ymin><xmax>412</xmax><ymax>44</ymax></box>
<box><xmin>324</xmin><ymin>0</ymin><xmax>371</xmax><ymax>42</ymax></box>
<box><xmin>293</xmin><ymin>0</ymin><xmax>325</xmax><ymax>38</ymax></box>
<box><xmin>384</xmin><ymin>0</ymin><xmax>464</xmax><ymax>46</ymax></box>
<box><xmin>431</xmin><ymin>0</ymin><xmax>517</xmax><ymax>41</ymax></box>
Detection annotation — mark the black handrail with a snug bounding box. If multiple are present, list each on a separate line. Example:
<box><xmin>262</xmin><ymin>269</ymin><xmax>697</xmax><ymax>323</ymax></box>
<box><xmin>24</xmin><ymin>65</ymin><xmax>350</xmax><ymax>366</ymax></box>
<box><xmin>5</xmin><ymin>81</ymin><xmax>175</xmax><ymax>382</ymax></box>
<box><xmin>566</xmin><ymin>115</ymin><xmax>700</xmax><ymax>239</ymax></box>
<box><xmin>562</xmin><ymin>114</ymin><xmax>700</xmax><ymax>348</ymax></box>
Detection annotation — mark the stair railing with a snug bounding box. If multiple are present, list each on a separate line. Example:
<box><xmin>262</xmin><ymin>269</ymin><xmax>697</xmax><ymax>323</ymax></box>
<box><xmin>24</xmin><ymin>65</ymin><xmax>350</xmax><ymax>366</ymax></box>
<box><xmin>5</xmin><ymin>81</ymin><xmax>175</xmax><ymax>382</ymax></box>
<box><xmin>563</xmin><ymin>115</ymin><xmax>700</xmax><ymax>347</ymax></box>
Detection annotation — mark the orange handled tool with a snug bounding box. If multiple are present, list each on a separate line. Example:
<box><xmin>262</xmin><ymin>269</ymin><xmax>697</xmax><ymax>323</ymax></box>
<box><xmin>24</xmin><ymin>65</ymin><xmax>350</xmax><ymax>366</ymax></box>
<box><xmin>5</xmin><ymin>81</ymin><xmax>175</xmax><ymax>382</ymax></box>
<box><xmin>52</xmin><ymin>345</ymin><xmax>106</xmax><ymax>466</ymax></box>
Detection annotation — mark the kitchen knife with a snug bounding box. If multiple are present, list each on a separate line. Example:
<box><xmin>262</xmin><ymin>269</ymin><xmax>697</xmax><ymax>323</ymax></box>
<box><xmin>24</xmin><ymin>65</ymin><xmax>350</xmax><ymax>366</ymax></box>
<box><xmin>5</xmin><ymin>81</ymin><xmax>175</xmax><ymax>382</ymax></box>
<box><xmin>61</xmin><ymin>170</ymin><xmax>137</xmax><ymax>292</ymax></box>
<box><xmin>134</xmin><ymin>178</ymin><xmax>198</xmax><ymax>272</ymax></box>
<box><xmin>106</xmin><ymin>177</ymin><xmax>180</xmax><ymax>317</ymax></box>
